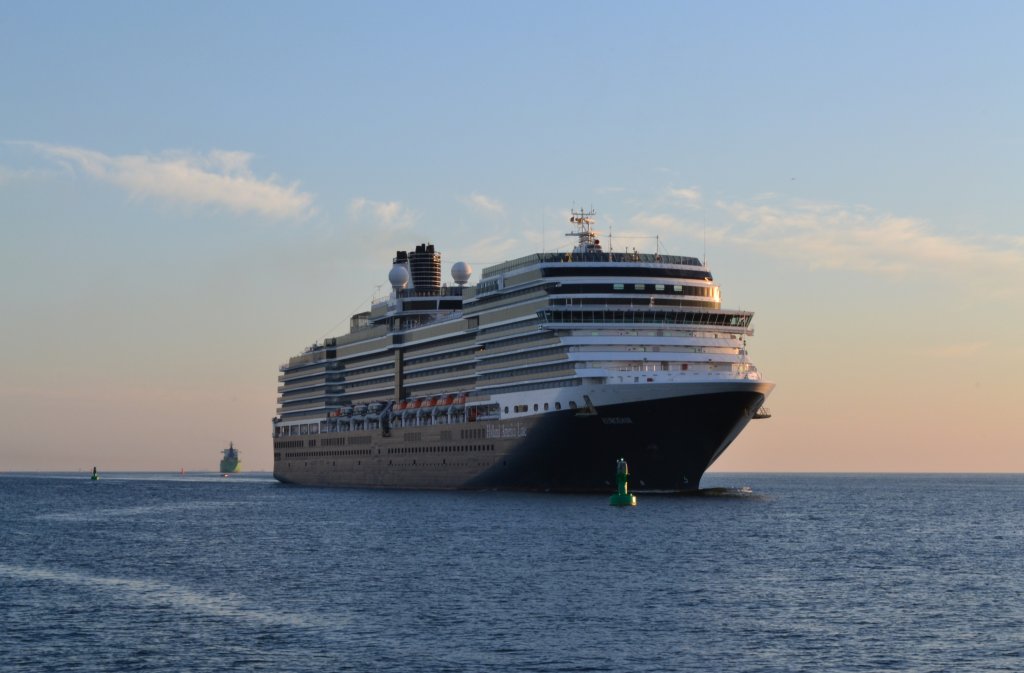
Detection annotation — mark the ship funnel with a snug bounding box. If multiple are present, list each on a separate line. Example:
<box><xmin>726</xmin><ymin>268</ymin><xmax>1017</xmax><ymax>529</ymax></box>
<box><xmin>409</xmin><ymin>243</ymin><xmax>441</xmax><ymax>290</ymax></box>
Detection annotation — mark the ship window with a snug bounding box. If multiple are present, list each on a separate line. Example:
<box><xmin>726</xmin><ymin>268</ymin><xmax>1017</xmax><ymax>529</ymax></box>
<box><xmin>555</xmin><ymin>402</ymin><xmax>561</xmax><ymax>410</ymax></box>
<box><xmin>634</xmin><ymin>284</ymin><xmax>645</xmax><ymax>290</ymax></box>
<box><xmin>533</xmin><ymin>404</ymin><xmax>538</xmax><ymax>411</ymax></box>
<box><xmin>504</xmin><ymin>406</ymin><xmax>509</xmax><ymax>414</ymax></box>
<box><xmin>544</xmin><ymin>403</ymin><xmax>549</xmax><ymax>410</ymax></box>
<box><xmin>674</xmin><ymin>285</ymin><xmax>682</xmax><ymax>292</ymax></box>
<box><xmin>655</xmin><ymin>284</ymin><xmax>665</xmax><ymax>291</ymax></box>
<box><xmin>569</xmin><ymin>401</ymin><xmax>578</xmax><ymax>409</ymax></box>
<box><xmin>613</xmin><ymin>283</ymin><xmax>625</xmax><ymax>290</ymax></box>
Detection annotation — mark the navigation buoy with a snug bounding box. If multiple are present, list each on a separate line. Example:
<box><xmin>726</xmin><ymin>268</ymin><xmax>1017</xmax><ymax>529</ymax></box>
<box><xmin>90</xmin><ymin>466</ymin><xmax>100</xmax><ymax>481</ymax></box>
<box><xmin>609</xmin><ymin>458</ymin><xmax>637</xmax><ymax>506</ymax></box>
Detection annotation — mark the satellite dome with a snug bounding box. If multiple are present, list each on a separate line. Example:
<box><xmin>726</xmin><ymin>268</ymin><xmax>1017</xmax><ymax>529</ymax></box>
<box><xmin>451</xmin><ymin>261</ymin><xmax>472</xmax><ymax>286</ymax></box>
<box><xmin>388</xmin><ymin>264</ymin><xmax>410</xmax><ymax>290</ymax></box>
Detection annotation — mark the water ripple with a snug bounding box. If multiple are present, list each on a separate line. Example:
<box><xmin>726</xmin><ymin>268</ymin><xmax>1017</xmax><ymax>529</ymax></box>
<box><xmin>0</xmin><ymin>563</ymin><xmax>340</xmax><ymax>630</ymax></box>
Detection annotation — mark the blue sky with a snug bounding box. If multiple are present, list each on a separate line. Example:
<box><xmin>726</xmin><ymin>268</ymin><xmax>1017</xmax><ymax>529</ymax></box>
<box><xmin>2</xmin><ymin>1</ymin><xmax>1022</xmax><ymax>472</ymax></box>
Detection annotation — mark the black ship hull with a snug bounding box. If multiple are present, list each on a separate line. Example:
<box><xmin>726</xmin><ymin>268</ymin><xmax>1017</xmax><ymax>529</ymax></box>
<box><xmin>273</xmin><ymin>386</ymin><xmax>769</xmax><ymax>492</ymax></box>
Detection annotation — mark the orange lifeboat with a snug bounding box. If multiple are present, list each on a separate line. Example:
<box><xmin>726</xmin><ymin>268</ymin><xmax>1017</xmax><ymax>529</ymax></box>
<box><xmin>433</xmin><ymin>395</ymin><xmax>453</xmax><ymax>414</ymax></box>
<box><xmin>418</xmin><ymin>397</ymin><xmax>436</xmax><ymax>416</ymax></box>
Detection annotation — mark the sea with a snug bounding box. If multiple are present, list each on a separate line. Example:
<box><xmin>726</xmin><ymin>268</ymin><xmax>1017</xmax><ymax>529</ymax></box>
<box><xmin>1</xmin><ymin>473</ymin><xmax>1021</xmax><ymax>673</ymax></box>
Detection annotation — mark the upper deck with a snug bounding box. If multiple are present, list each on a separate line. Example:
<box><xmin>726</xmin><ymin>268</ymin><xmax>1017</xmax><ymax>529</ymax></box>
<box><xmin>480</xmin><ymin>251</ymin><xmax>705</xmax><ymax>279</ymax></box>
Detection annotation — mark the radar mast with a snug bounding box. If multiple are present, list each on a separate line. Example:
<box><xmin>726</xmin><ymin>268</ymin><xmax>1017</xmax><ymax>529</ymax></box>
<box><xmin>567</xmin><ymin>208</ymin><xmax>602</xmax><ymax>254</ymax></box>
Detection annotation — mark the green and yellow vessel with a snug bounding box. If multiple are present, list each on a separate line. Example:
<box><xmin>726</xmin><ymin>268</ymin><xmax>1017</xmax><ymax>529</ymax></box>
<box><xmin>220</xmin><ymin>442</ymin><xmax>241</xmax><ymax>474</ymax></box>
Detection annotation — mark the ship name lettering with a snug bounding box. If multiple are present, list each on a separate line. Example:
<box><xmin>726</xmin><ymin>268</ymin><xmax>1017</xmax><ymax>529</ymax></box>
<box><xmin>601</xmin><ymin>417</ymin><xmax>633</xmax><ymax>425</ymax></box>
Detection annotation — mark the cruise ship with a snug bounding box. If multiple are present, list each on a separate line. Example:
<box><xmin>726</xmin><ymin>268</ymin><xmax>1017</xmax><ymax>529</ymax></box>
<box><xmin>273</xmin><ymin>209</ymin><xmax>773</xmax><ymax>491</ymax></box>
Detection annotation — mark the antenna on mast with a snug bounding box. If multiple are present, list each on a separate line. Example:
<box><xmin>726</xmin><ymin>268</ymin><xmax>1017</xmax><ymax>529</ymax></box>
<box><xmin>567</xmin><ymin>207</ymin><xmax>602</xmax><ymax>254</ymax></box>
<box><xmin>703</xmin><ymin>215</ymin><xmax>707</xmax><ymax>267</ymax></box>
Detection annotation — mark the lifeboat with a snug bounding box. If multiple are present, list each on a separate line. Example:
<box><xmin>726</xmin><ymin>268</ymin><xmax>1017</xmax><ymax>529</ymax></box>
<box><xmin>401</xmin><ymin>399</ymin><xmax>417</xmax><ymax>418</ymax></box>
<box><xmin>434</xmin><ymin>394</ymin><xmax>454</xmax><ymax>412</ymax></box>
<box><xmin>419</xmin><ymin>397</ymin><xmax>437</xmax><ymax>416</ymax></box>
<box><xmin>368</xmin><ymin>402</ymin><xmax>384</xmax><ymax>414</ymax></box>
<box><xmin>397</xmin><ymin>399</ymin><xmax>409</xmax><ymax>411</ymax></box>
<box><xmin>454</xmin><ymin>394</ymin><xmax>468</xmax><ymax>408</ymax></box>
<box><xmin>340</xmin><ymin>406</ymin><xmax>353</xmax><ymax>416</ymax></box>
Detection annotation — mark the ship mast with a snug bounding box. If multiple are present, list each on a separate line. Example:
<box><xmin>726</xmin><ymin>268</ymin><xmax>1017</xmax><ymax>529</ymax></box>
<box><xmin>566</xmin><ymin>208</ymin><xmax>603</xmax><ymax>254</ymax></box>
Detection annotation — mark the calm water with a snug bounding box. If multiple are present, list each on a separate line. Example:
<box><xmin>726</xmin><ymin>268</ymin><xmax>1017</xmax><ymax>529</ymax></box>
<box><xmin>1</xmin><ymin>473</ymin><xmax>1021</xmax><ymax>672</ymax></box>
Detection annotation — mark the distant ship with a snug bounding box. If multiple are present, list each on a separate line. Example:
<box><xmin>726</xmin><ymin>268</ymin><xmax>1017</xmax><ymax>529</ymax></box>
<box><xmin>220</xmin><ymin>443</ymin><xmax>241</xmax><ymax>473</ymax></box>
<box><xmin>272</xmin><ymin>208</ymin><xmax>773</xmax><ymax>492</ymax></box>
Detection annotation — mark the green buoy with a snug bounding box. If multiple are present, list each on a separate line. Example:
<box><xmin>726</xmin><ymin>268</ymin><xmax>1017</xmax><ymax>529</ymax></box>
<box><xmin>609</xmin><ymin>458</ymin><xmax>637</xmax><ymax>506</ymax></box>
<box><xmin>90</xmin><ymin>466</ymin><xmax>100</xmax><ymax>481</ymax></box>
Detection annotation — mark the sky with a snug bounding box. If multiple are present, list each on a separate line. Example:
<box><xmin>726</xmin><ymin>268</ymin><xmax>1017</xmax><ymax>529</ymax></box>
<box><xmin>2</xmin><ymin>1</ymin><xmax>1022</xmax><ymax>473</ymax></box>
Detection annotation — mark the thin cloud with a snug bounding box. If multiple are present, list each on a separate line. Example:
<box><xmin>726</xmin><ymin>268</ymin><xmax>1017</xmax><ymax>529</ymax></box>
<box><xmin>349</xmin><ymin>197</ymin><xmax>414</xmax><ymax>229</ymax></box>
<box><xmin>24</xmin><ymin>142</ymin><xmax>314</xmax><ymax>219</ymax></box>
<box><xmin>450</xmin><ymin>229</ymin><xmax>543</xmax><ymax>271</ymax></box>
<box><xmin>714</xmin><ymin>198</ymin><xmax>1024</xmax><ymax>276</ymax></box>
<box><xmin>668</xmin><ymin>186</ymin><xmax>702</xmax><ymax>206</ymax></box>
<box><xmin>624</xmin><ymin>196</ymin><xmax>1023</xmax><ymax>290</ymax></box>
<box><xmin>461</xmin><ymin>193</ymin><xmax>504</xmax><ymax>215</ymax></box>
<box><xmin>0</xmin><ymin>163</ymin><xmax>59</xmax><ymax>183</ymax></box>
<box><xmin>620</xmin><ymin>212</ymin><xmax>695</xmax><ymax>252</ymax></box>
